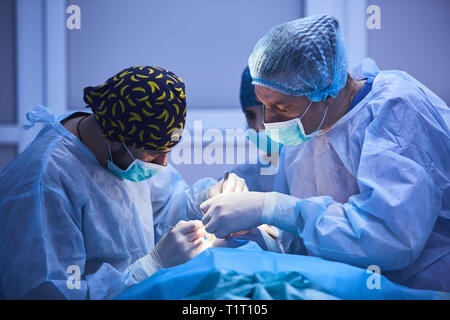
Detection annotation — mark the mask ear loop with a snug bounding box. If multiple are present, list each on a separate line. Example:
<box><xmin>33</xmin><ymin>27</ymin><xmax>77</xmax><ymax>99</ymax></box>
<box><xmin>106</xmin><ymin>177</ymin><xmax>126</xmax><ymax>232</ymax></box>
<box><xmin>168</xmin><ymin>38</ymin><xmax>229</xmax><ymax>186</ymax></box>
<box><xmin>122</xmin><ymin>144</ymin><xmax>136</xmax><ymax>161</ymax></box>
<box><xmin>108</xmin><ymin>145</ymin><xmax>114</xmax><ymax>162</ymax></box>
<box><xmin>299</xmin><ymin>100</ymin><xmax>328</xmax><ymax>133</ymax></box>
<box><xmin>262</xmin><ymin>104</ymin><xmax>267</xmax><ymax>125</ymax></box>
<box><xmin>316</xmin><ymin>106</ymin><xmax>329</xmax><ymax>132</ymax></box>
<box><xmin>298</xmin><ymin>100</ymin><xmax>313</xmax><ymax>121</ymax></box>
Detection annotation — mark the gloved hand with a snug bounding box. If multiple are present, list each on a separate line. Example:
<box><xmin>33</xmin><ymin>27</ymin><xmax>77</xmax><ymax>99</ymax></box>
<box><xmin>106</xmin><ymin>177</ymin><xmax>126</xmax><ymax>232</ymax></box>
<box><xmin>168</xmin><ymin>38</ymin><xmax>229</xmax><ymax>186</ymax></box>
<box><xmin>154</xmin><ymin>220</ymin><xmax>207</xmax><ymax>268</ymax></box>
<box><xmin>207</xmin><ymin>173</ymin><xmax>249</xmax><ymax>199</ymax></box>
<box><xmin>212</xmin><ymin>225</ymin><xmax>284</xmax><ymax>253</ymax></box>
<box><xmin>200</xmin><ymin>192</ymin><xmax>266</xmax><ymax>239</ymax></box>
<box><xmin>128</xmin><ymin>220</ymin><xmax>206</xmax><ymax>282</ymax></box>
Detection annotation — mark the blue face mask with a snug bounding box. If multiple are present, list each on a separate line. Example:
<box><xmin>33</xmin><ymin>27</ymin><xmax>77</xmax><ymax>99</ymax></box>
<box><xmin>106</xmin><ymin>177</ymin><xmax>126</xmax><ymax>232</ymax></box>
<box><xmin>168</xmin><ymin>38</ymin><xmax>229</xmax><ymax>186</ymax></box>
<box><xmin>107</xmin><ymin>144</ymin><xmax>165</xmax><ymax>182</ymax></box>
<box><xmin>246</xmin><ymin>129</ymin><xmax>281</xmax><ymax>154</ymax></box>
<box><xmin>262</xmin><ymin>101</ymin><xmax>328</xmax><ymax>146</ymax></box>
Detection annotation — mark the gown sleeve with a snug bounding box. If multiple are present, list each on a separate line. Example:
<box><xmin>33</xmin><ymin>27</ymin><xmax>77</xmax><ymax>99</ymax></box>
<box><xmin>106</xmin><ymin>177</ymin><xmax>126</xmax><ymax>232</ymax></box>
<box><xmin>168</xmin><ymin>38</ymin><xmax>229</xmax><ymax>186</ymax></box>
<box><xmin>0</xmin><ymin>183</ymin><xmax>136</xmax><ymax>299</ymax></box>
<box><xmin>151</xmin><ymin>164</ymin><xmax>216</xmax><ymax>243</ymax></box>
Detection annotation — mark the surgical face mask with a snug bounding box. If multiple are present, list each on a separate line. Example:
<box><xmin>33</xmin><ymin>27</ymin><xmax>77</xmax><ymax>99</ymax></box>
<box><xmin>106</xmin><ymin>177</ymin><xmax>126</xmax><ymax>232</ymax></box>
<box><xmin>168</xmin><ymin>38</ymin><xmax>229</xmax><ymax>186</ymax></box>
<box><xmin>107</xmin><ymin>144</ymin><xmax>165</xmax><ymax>182</ymax></box>
<box><xmin>262</xmin><ymin>101</ymin><xmax>328</xmax><ymax>146</ymax></box>
<box><xmin>246</xmin><ymin>129</ymin><xmax>281</xmax><ymax>154</ymax></box>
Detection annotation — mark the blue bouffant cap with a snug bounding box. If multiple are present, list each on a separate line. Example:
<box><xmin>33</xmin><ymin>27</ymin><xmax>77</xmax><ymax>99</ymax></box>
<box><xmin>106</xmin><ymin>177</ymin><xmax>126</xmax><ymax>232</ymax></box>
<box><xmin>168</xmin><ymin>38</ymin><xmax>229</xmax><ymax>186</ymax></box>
<box><xmin>249</xmin><ymin>15</ymin><xmax>348</xmax><ymax>102</ymax></box>
<box><xmin>240</xmin><ymin>66</ymin><xmax>262</xmax><ymax>110</ymax></box>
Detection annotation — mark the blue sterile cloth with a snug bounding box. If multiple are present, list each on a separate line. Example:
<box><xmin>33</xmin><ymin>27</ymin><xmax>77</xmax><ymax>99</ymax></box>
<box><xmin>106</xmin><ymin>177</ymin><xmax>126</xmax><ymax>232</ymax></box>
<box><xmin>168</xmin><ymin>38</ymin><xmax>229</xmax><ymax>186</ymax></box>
<box><xmin>185</xmin><ymin>270</ymin><xmax>338</xmax><ymax>300</ymax></box>
<box><xmin>117</xmin><ymin>243</ymin><xmax>447</xmax><ymax>300</ymax></box>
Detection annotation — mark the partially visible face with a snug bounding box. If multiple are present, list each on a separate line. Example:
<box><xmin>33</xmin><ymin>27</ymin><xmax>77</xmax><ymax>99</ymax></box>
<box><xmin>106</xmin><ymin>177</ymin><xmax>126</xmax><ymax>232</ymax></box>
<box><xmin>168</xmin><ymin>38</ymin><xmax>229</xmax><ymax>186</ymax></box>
<box><xmin>129</xmin><ymin>147</ymin><xmax>170</xmax><ymax>166</ymax></box>
<box><xmin>243</xmin><ymin>105</ymin><xmax>264</xmax><ymax>131</ymax></box>
<box><xmin>109</xmin><ymin>141</ymin><xmax>170</xmax><ymax>170</ymax></box>
<box><xmin>254</xmin><ymin>85</ymin><xmax>327</xmax><ymax>134</ymax></box>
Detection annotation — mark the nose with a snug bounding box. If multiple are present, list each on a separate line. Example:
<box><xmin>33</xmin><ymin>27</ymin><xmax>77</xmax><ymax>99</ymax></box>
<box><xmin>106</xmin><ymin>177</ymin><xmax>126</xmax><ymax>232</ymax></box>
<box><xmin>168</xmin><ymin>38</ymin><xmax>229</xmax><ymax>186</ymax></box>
<box><xmin>253</xmin><ymin>107</ymin><xmax>265</xmax><ymax>131</ymax></box>
<box><xmin>153</xmin><ymin>152</ymin><xmax>169</xmax><ymax>166</ymax></box>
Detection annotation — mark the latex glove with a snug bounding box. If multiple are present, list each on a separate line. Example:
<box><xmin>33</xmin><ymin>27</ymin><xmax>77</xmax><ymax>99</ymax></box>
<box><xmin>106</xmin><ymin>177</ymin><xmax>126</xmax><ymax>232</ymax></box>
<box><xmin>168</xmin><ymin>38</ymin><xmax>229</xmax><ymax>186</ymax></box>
<box><xmin>235</xmin><ymin>225</ymin><xmax>284</xmax><ymax>253</ymax></box>
<box><xmin>128</xmin><ymin>220</ymin><xmax>206</xmax><ymax>282</ymax></box>
<box><xmin>200</xmin><ymin>192</ymin><xmax>266</xmax><ymax>239</ymax></box>
<box><xmin>207</xmin><ymin>173</ymin><xmax>249</xmax><ymax>199</ymax></box>
<box><xmin>213</xmin><ymin>225</ymin><xmax>284</xmax><ymax>253</ymax></box>
<box><xmin>226</xmin><ymin>224</ymin><xmax>279</xmax><ymax>240</ymax></box>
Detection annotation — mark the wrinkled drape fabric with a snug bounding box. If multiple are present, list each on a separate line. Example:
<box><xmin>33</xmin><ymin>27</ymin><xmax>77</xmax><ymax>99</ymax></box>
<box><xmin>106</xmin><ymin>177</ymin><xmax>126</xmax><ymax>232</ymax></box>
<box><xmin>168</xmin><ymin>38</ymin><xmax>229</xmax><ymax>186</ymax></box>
<box><xmin>117</xmin><ymin>243</ymin><xmax>446</xmax><ymax>300</ymax></box>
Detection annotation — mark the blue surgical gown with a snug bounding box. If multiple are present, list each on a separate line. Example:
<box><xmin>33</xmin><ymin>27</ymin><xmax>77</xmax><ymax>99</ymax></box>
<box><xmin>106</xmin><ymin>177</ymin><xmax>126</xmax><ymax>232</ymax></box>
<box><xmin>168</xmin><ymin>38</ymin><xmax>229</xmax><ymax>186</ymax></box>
<box><xmin>266</xmin><ymin>59</ymin><xmax>450</xmax><ymax>292</ymax></box>
<box><xmin>0</xmin><ymin>107</ymin><xmax>214</xmax><ymax>299</ymax></box>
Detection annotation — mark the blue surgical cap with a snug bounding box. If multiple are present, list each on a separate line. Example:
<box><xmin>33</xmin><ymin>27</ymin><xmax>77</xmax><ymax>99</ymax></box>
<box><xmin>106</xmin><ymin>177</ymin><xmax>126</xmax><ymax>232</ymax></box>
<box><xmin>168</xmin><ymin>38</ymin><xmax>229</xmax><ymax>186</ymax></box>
<box><xmin>240</xmin><ymin>66</ymin><xmax>262</xmax><ymax>110</ymax></box>
<box><xmin>248</xmin><ymin>15</ymin><xmax>348</xmax><ymax>102</ymax></box>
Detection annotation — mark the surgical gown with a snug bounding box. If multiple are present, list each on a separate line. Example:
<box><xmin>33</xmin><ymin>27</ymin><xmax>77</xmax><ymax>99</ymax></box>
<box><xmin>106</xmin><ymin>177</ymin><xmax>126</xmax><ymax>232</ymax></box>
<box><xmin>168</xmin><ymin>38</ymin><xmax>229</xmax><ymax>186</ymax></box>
<box><xmin>267</xmin><ymin>59</ymin><xmax>450</xmax><ymax>292</ymax></box>
<box><xmin>0</xmin><ymin>108</ymin><xmax>214</xmax><ymax>299</ymax></box>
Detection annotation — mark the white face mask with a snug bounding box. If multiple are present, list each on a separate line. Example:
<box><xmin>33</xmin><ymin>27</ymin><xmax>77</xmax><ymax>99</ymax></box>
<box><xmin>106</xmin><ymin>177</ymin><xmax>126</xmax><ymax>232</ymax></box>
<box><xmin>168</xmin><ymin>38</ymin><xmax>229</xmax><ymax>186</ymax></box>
<box><xmin>107</xmin><ymin>144</ymin><xmax>165</xmax><ymax>182</ymax></box>
<box><xmin>262</xmin><ymin>101</ymin><xmax>328</xmax><ymax>146</ymax></box>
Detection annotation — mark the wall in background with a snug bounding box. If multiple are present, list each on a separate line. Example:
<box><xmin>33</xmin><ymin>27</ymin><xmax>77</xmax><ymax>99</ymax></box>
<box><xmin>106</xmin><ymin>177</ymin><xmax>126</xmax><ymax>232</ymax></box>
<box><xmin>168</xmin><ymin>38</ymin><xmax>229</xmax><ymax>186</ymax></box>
<box><xmin>68</xmin><ymin>0</ymin><xmax>303</xmax><ymax>109</ymax></box>
<box><xmin>2</xmin><ymin>1</ymin><xmax>449</xmax><ymax>181</ymax></box>
<box><xmin>0</xmin><ymin>0</ymin><xmax>16</xmax><ymax>171</ymax></box>
<box><xmin>0</xmin><ymin>0</ymin><xmax>68</xmax><ymax>172</ymax></box>
<box><xmin>305</xmin><ymin>0</ymin><xmax>368</xmax><ymax>70</ymax></box>
<box><xmin>0</xmin><ymin>0</ymin><xmax>16</xmax><ymax>124</ymax></box>
<box><xmin>367</xmin><ymin>0</ymin><xmax>450</xmax><ymax>105</ymax></box>
<box><xmin>67</xmin><ymin>0</ymin><xmax>303</xmax><ymax>184</ymax></box>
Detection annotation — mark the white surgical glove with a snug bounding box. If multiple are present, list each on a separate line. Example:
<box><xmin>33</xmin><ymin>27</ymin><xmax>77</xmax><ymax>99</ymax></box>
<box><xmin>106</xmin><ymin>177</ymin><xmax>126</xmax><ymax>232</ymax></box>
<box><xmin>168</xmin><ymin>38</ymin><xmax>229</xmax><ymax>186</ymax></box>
<box><xmin>207</xmin><ymin>173</ymin><xmax>249</xmax><ymax>199</ymax></box>
<box><xmin>128</xmin><ymin>220</ymin><xmax>206</xmax><ymax>282</ymax></box>
<box><xmin>200</xmin><ymin>192</ymin><xmax>267</xmax><ymax>239</ymax></box>
<box><xmin>212</xmin><ymin>225</ymin><xmax>285</xmax><ymax>253</ymax></box>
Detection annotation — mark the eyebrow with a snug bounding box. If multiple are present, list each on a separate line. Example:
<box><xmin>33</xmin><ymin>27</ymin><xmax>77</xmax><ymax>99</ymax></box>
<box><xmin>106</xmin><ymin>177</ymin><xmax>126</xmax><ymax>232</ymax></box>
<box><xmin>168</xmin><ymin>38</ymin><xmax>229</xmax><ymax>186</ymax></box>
<box><xmin>148</xmin><ymin>148</ymin><xmax>173</xmax><ymax>155</ymax></box>
<box><xmin>263</xmin><ymin>98</ymin><xmax>285</xmax><ymax>106</ymax></box>
<box><xmin>255</xmin><ymin>90</ymin><xmax>286</xmax><ymax>106</ymax></box>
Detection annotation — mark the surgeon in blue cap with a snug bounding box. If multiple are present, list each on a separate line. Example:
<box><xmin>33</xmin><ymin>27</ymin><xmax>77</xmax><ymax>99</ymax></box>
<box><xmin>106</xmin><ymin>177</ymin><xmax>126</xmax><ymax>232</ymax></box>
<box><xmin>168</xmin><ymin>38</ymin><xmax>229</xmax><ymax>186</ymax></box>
<box><xmin>201</xmin><ymin>15</ymin><xmax>450</xmax><ymax>292</ymax></box>
<box><xmin>225</xmin><ymin>66</ymin><xmax>282</xmax><ymax>192</ymax></box>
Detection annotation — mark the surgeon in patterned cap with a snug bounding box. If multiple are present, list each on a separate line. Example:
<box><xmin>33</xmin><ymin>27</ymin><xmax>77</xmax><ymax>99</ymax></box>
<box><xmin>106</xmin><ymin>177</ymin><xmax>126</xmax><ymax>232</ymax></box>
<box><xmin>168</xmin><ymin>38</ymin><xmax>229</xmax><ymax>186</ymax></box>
<box><xmin>0</xmin><ymin>63</ymin><xmax>226</xmax><ymax>299</ymax></box>
<box><xmin>81</xmin><ymin>65</ymin><xmax>187</xmax><ymax>181</ymax></box>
